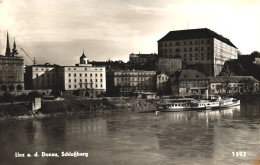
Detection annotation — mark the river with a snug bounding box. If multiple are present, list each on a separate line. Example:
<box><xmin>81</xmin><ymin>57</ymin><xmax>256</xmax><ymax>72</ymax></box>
<box><xmin>0</xmin><ymin>96</ymin><xmax>260</xmax><ymax>165</ymax></box>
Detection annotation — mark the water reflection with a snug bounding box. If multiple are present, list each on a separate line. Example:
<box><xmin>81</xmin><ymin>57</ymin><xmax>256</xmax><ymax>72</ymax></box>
<box><xmin>0</xmin><ymin>97</ymin><xmax>260</xmax><ymax>165</ymax></box>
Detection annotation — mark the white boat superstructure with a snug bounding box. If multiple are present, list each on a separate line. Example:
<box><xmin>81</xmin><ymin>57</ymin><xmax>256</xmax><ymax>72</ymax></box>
<box><xmin>157</xmin><ymin>98</ymin><xmax>195</xmax><ymax>112</ymax></box>
<box><xmin>158</xmin><ymin>96</ymin><xmax>240</xmax><ymax>112</ymax></box>
<box><xmin>218</xmin><ymin>97</ymin><xmax>240</xmax><ymax>108</ymax></box>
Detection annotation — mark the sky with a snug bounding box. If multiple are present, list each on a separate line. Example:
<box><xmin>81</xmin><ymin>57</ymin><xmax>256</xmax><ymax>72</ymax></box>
<box><xmin>0</xmin><ymin>0</ymin><xmax>260</xmax><ymax>65</ymax></box>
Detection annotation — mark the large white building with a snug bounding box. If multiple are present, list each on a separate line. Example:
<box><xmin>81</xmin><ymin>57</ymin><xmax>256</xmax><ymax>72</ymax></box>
<box><xmin>25</xmin><ymin>51</ymin><xmax>106</xmax><ymax>96</ymax></box>
<box><xmin>158</xmin><ymin>28</ymin><xmax>238</xmax><ymax>76</ymax></box>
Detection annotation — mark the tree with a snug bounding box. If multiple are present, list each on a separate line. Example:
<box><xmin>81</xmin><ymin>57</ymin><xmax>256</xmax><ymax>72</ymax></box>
<box><xmin>3</xmin><ymin>92</ymin><xmax>15</xmax><ymax>104</ymax></box>
<box><xmin>251</xmin><ymin>51</ymin><xmax>260</xmax><ymax>58</ymax></box>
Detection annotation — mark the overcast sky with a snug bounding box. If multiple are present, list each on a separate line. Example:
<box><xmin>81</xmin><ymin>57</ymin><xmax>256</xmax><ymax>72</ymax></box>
<box><xmin>0</xmin><ymin>0</ymin><xmax>259</xmax><ymax>65</ymax></box>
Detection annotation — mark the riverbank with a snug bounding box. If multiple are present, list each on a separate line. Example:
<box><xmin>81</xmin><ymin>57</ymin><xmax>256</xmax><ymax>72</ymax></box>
<box><xmin>0</xmin><ymin>98</ymin><xmax>158</xmax><ymax>120</ymax></box>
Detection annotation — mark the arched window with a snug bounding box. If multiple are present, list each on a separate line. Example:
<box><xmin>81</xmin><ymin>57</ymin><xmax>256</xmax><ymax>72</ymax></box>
<box><xmin>1</xmin><ymin>85</ymin><xmax>7</xmax><ymax>91</ymax></box>
<box><xmin>9</xmin><ymin>85</ymin><xmax>15</xmax><ymax>91</ymax></box>
<box><xmin>17</xmin><ymin>85</ymin><xmax>23</xmax><ymax>90</ymax></box>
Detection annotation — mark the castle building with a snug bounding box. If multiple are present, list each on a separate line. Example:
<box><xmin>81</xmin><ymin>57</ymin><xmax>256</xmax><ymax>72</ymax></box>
<box><xmin>0</xmin><ymin>32</ymin><xmax>24</xmax><ymax>92</ymax></box>
<box><xmin>158</xmin><ymin>28</ymin><xmax>238</xmax><ymax>76</ymax></box>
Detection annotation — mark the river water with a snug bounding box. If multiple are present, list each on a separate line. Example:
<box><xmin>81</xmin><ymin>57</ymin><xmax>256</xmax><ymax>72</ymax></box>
<box><xmin>0</xmin><ymin>97</ymin><xmax>260</xmax><ymax>165</ymax></box>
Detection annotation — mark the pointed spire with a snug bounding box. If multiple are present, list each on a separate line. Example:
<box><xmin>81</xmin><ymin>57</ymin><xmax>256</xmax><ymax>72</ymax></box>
<box><xmin>12</xmin><ymin>38</ymin><xmax>18</xmax><ymax>57</ymax></box>
<box><xmin>81</xmin><ymin>48</ymin><xmax>86</xmax><ymax>57</ymax></box>
<box><xmin>5</xmin><ymin>31</ymin><xmax>11</xmax><ymax>57</ymax></box>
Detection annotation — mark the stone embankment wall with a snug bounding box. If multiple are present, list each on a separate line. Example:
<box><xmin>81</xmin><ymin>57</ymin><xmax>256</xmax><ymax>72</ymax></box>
<box><xmin>0</xmin><ymin>99</ymin><xmax>158</xmax><ymax>120</ymax></box>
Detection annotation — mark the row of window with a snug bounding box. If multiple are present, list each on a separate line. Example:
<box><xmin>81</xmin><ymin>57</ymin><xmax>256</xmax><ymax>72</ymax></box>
<box><xmin>68</xmin><ymin>73</ymin><xmax>103</xmax><ymax>77</ymax></box>
<box><xmin>116</xmin><ymin>77</ymin><xmax>153</xmax><ymax>81</ymax></box>
<box><xmin>115</xmin><ymin>72</ymin><xmax>155</xmax><ymax>76</ymax></box>
<box><xmin>68</xmin><ymin>84</ymin><xmax>103</xmax><ymax>89</ymax></box>
<box><xmin>0</xmin><ymin>60</ymin><xmax>23</xmax><ymax>63</ymax></box>
<box><xmin>161</xmin><ymin>47</ymin><xmax>211</xmax><ymax>53</ymax></box>
<box><xmin>159</xmin><ymin>40</ymin><xmax>211</xmax><ymax>47</ymax></box>
<box><xmin>183</xmin><ymin>57</ymin><xmax>210</xmax><ymax>62</ymax></box>
<box><xmin>1</xmin><ymin>78</ymin><xmax>21</xmax><ymax>82</ymax></box>
<box><xmin>1</xmin><ymin>66</ymin><xmax>21</xmax><ymax>70</ymax></box>
<box><xmin>68</xmin><ymin>79</ymin><xmax>103</xmax><ymax>83</ymax></box>
<box><xmin>1</xmin><ymin>72</ymin><xmax>21</xmax><ymax>76</ymax></box>
<box><xmin>117</xmin><ymin>82</ymin><xmax>153</xmax><ymax>86</ymax></box>
<box><xmin>67</xmin><ymin>68</ymin><xmax>103</xmax><ymax>71</ymax></box>
<box><xmin>120</xmin><ymin>86</ymin><xmax>153</xmax><ymax>92</ymax></box>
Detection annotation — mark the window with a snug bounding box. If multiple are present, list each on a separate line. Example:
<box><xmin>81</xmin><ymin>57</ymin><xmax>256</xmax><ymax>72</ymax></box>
<box><xmin>101</xmin><ymin>84</ymin><xmax>103</xmax><ymax>88</ymax></box>
<box><xmin>85</xmin><ymin>73</ymin><xmax>87</xmax><ymax>77</ymax></box>
<box><xmin>80</xmin><ymin>79</ymin><xmax>82</xmax><ymax>82</ymax></box>
<box><xmin>74</xmin><ymin>79</ymin><xmax>77</xmax><ymax>82</ymax></box>
<box><xmin>100</xmin><ymin>74</ymin><xmax>102</xmax><ymax>77</ymax></box>
<box><xmin>85</xmin><ymin>79</ymin><xmax>87</xmax><ymax>82</ymax></box>
<box><xmin>176</xmin><ymin>42</ymin><xmax>180</xmax><ymax>46</ymax></box>
<box><xmin>95</xmin><ymin>74</ymin><xmax>97</xmax><ymax>77</ymax></box>
<box><xmin>74</xmin><ymin>85</ymin><xmax>77</xmax><ymax>88</ymax></box>
<box><xmin>190</xmin><ymin>48</ymin><xmax>192</xmax><ymax>51</ymax></box>
<box><xmin>101</xmin><ymin>79</ymin><xmax>102</xmax><ymax>82</ymax></box>
<box><xmin>95</xmin><ymin>79</ymin><xmax>97</xmax><ymax>82</ymax></box>
<box><xmin>80</xmin><ymin>74</ymin><xmax>82</xmax><ymax>77</ymax></box>
<box><xmin>201</xmin><ymin>47</ymin><xmax>204</xmax><ymax>51</ymax></box>
<box><xmin>69</xmin><ymin>73</ymin><xmax>71</xmax><ymax>77</ymax></box>
<box><xmin>69</xmin><ymin>79</ymin><xmax>71</xmax><ymax>82</ymax></box>
<box><xmin>190</xmin><ymin>41</ymin><xmax>192</xmax><ymax>45</ymax></box>
<box><xmin>74</xmin><ymin>74</ymin><xmax>76</xmax><ymax>77</ymax></box>
<box><xmin>90</xmin><ymin>74</ymin><xmax>92</xmax><ymax>77</ymax></box>
<box><xmin>176</xmin><ymin>49</ymin><xmax>180</xmax><ymax>52</ymax></box>
<box><xmin>69</xmin><ymin>85</ymin><xmax>71</xmax><ymax>88</ymax></box>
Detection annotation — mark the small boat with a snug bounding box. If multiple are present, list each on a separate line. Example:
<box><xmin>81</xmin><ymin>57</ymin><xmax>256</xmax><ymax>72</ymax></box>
<box><xmin>218</xmin><ymin>97</ymin><xmax>240</xmax><ymax>108</ymax></box>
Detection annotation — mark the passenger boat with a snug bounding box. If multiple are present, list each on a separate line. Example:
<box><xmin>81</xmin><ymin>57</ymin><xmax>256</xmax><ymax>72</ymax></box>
<box><xmin>190</xmin><ymin>100</ymin><xmax>220</xmax><ymax>110</ymax></box>
<box><xmin>157</xmin><ymin>96</ymin><xmax>240</xmax><ymax>112</ymax></box>
<box><xmin>157</xmin><ymin>98</ymin><xmax>195</xmax><ymax>112</ymax></box>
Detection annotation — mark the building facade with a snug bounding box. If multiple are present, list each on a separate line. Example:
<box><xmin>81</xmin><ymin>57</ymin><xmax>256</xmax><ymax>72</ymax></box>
<box><xmin>156</xmin><ymin>73</ymin><xmax>171</xmax><ymax>95</ymax></box>
<box><xmin>170</xmin><ymin>70</ymin><xmax>209</xmax><ymax>96</ymax></box>
<box><xmin>158</xmin><ymin>28</ymin><xmax>238</xmax><ymax>76</ymax></box>
<box><xmin>107</xmin><ymin>70</ymin><xmax>156</xmax><ymax>96</ymax></box>
<box><xmin>24</xmin><ymin>64</ymin><xmax>59</xmax><ymax>90</ymax></box>
<box><xmin>129</xmin><ymin>53</ymin><xmax>157</xmax><ymax>64</ymax></box>
<box><xmin>0</xmin><ymin>32</ymin><xmax>24</xmax><ymax>92</ymax></box>
<box><xmin>24</xmin><ymin>51</ymin><xmax>106</xmax><ymax>96</ymax></box>
<box><xmin>209</xmin><ymin>76</ymin><xmax>259</xmax><ymax>94</ymax></box>
<box><xmin>156</xmin><ymin>58</ymin><xmax>182</xmax><ymax>75</ymax></box>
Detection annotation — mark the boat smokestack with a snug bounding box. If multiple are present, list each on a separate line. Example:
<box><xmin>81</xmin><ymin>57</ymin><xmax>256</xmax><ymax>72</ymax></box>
<box><xmin>205</xmin><ymin>89</ymin><xmax>209</xmax><ymax>99</ymax></box>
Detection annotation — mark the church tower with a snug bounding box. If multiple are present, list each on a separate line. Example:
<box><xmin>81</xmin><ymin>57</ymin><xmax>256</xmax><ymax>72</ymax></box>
<box><xmin>80</xmin><ymin>49</ymin><xmax>88</xmax><ymax>64</ymax></box>
<box><xmin>5</xmin><ymin>31</ymin><xmax>11</xmax><ymax>57</ymax></box>
<box><xmin>12</xmin><ymin>38</ymin><xmax>18</xmax><ymax>57</ymax></box>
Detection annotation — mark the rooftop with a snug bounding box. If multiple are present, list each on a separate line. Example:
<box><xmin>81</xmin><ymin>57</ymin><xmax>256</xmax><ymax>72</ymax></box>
<box><xmin>178</xmin><ymin>70</ymin><xmax>208</xmax><ymax>80</ymax></box>
<box><xmin>158</xmin><ymin>28</ymin><xmax>237</xmax><ymax>48</ymax></box>
<box><xmin>209</xmin><ymin>76</ymin><xmax>259</xmax><ymax>83</ymax></box>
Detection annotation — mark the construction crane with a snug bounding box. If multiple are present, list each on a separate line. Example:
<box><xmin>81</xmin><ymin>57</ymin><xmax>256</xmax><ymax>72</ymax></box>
<box><xmin>20</xmin><ymin>48</ymin><xmax>36</xmax><ymax>65</ymax></box>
